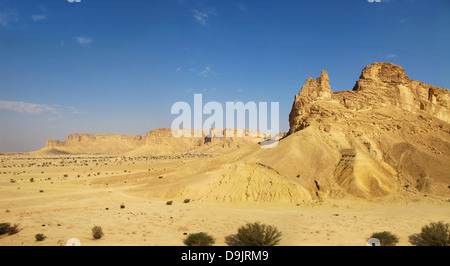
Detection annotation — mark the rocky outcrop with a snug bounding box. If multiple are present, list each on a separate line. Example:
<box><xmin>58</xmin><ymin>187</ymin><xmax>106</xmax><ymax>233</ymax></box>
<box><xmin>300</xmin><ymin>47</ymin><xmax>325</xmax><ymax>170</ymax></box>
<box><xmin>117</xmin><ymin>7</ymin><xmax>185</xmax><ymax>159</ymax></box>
<box><xmin>289</xmin><ymin>62</ymin><xmax>450</xmax><ymax>135</ymax></box>
<box><xmin>284</xmin><ymin>62</ymin><xmax>450</xmax><ymax>199</ymax></box>
<box><xmin>43</xmin><ymin>133</ymin><xmax>143</xmax><ymax>154</ymax></box>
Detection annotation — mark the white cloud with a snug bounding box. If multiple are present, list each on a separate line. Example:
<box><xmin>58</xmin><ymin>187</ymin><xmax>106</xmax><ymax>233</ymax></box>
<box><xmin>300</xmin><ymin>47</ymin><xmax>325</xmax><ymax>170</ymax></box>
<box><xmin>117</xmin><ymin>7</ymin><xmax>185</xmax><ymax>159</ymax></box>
<box><xmin>0</xmin><ymin>100</ymin><xmax>58</xmax><ymax>115</ymax></box>
<box><xmin>69</xmin><ymin>106</ymin><xmax>81</xmax><ymax>115</ymax></box>
<box><xmin>76</xmin><ymin>36</ymin><xmax>93</xmax><ymax>46</ymax></box>
<box><xmin>0</xmin><ymin>9</ymin><xmax>18</xmax><ymax>27</ymax></box>
<box><xmin>385</xmin><ymin>54</ymin><xmax>398</xmax><ymax>59</ymax></box>
<box><xmin>31</xmin><ymin>14</ymin><xmax>47</xmax><ymax>21</ymax></box>
<box><xmin>199</xmin><ymin>65</ymin><xmax>214</xmax><ymax>77</ymax></box>
<box><xmin>191</xmin><ymin>8</ymin><xmax>217</xmax><ymax>26</ymax></box>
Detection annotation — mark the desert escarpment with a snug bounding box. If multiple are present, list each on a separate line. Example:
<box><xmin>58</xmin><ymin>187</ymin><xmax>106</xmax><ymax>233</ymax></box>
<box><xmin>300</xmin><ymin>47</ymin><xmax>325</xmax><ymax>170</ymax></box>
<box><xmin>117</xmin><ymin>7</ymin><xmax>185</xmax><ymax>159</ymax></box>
<box><xmin>36</xmin><ymin>128</ymin><xmax>267</xmax><ymax>156</ymax></box>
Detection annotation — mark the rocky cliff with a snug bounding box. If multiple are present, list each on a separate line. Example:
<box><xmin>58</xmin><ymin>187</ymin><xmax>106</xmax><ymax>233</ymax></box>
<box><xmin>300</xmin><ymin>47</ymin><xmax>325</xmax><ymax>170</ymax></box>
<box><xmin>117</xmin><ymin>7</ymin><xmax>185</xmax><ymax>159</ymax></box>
<box><xmin>37</xmin><ymin>127</ymin><xmax>266</xmax><ymax>156</ymax></box>
<box><xmin>289</xmin><ymin>62</ymin><xmax>450</xmax><ymax>134</ymax></box>
<box><xmin>44</xmin><ymin>133</ymin><xmax>143</xmax><ymax>154</ymax></box>
<box><xmin>283</xmin><ymin>62</ymin><xmax>450</xmax><ymax>199</ymax></box>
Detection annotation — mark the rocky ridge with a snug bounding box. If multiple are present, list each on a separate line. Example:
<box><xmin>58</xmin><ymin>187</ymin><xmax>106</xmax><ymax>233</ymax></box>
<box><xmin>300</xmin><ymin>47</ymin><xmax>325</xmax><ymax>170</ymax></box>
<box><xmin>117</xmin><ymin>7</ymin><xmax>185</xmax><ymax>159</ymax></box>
<box><xmin>284</xmin><ymin>62</ymin><xmax>450</xmax><ymax>198</ymax></box>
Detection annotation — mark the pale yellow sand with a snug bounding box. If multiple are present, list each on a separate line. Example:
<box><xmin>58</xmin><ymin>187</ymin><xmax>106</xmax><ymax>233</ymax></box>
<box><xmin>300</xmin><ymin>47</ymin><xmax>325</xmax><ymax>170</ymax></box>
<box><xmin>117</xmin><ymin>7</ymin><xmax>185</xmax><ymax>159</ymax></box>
<box><xmin>0</xmin><ymin>155</ymin><xmax>448</xmax><ymax>246</ymax></box>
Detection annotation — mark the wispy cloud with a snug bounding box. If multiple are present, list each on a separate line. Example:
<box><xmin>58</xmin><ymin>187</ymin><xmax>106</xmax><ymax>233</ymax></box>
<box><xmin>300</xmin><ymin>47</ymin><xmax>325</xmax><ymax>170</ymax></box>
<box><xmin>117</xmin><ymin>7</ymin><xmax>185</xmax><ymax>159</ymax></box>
<box><xmin>385</xmin><ymin>54</ymin><xmax>398</xmax><ymax>59</ymax></box>
<box><xmin>69</xmin><ymin>106</ymin><xmax>81</xmax><ymax>115</ymax></box>
<box><xmin>0</xmin><ymin>9</ymin><xmax>18</xmax><ymax>27</ymax></box>
<box><xmin>191</xmin><ymin>8</ymin><xmax>217</xmax><ymax>26</ymax></box>
<box><xmin>176</xmin><ymin>67</ymin><xmax>181</xmax><ymax>72</ymax></box>
<box><xmin>76</xmin><ymin>36</ymin><xmax>93</xmax><ymax>46</ymax></box>
<box><xmin>0</xmin><ymin>100</ymin><xmax>58</xmax><ymax>115</ymax></box>
<box><xmin>199</xmin><ymin>65</ymin><xmax>214</xmax><ymax>77</ymax></box>
<box><xmin>237</xmin><ymin>3</ymin><xmax>247</xmax><ymax>12</ymax></box>
<box><xmin>31</xmin><ymin>14</ymin><xmax>47</xmax><ymax>21</ymax></box>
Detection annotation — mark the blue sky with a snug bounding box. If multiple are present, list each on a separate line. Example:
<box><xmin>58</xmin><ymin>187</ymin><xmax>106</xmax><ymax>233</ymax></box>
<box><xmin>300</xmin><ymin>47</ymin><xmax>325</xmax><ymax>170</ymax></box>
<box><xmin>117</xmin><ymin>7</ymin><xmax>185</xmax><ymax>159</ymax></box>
<box><xmin>0</xmin><ymin>0</ymin><xmax>449</xmax><ymax>152</ymax></box>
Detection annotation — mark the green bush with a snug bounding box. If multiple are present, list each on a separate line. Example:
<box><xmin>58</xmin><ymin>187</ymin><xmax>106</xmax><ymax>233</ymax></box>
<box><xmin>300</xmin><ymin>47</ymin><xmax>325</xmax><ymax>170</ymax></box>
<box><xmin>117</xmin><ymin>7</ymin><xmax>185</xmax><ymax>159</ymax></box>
<box><xmin>236</xmin><ymin>222</ymin><xmax>282</xmax><ymax>246</ymax></box>
<box><xmin>185</xmin><ymin>232</ymin><xmax>215</xmax><ymax>246</ymax></box>
<box><xmin>421</xmin><ymin>221</ymin><xmax>450</xmax><ymax>246</ymax></box>
<box><xmin>370</xmin><ymin>231</ymin><xmax>399</xmax><ymax>246</ymax></box>
<box><xmin>35</xmin><ymin>234</ymin><xmax>47</xmax><ymax>242</ymax></box>
<box><xmin>92</xmin><ymin>226</ymin><xmax>104</xmax><ymax>240</ymax></box>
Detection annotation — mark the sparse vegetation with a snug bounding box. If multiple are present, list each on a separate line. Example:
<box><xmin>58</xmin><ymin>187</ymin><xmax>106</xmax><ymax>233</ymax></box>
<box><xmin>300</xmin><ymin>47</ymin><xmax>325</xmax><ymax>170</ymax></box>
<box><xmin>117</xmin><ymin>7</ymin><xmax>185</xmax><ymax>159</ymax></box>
<box><xmin>236</xmin><ymin>222</ymin><xmax>282</xmax><ymax>246</ymax></box>
<box><xmin>30</xmin><ymin>178</ymin><xmax>34</xmax><ymax>182</ymax></box>
<box><xmin>35</xmin><ymin>234</ymin><xmax>47</xmax><ymax>242</ymax></box>
<box><xmin>185</xmin><ymin>232</ymin><xmax>215</xmax><ymax>246</ymax></box>
<box><xmin>420</xmin><ymin>221</ymin><xmax>450</xmax><ymax>246</ymax></box>
<box><xmin>120</xmin><ymin>203</ymin><xmax>125</xmax><ymax>209</ymax></box>
<box><xmin>92</xmin><ymin>226</ymin><xmax>104</xmax><ymax>240</ymax></box>
<box><xmin>166</xmin><ymin>200</ymin><xmax>173</xmax><ymax>205</ymax></box>
<box><xmin>370</xmin><ymin>231</ymin><xmax>399</xmax><ymax>246</ymax></box>
<box><xmin>184</xmin><ymin>199</ymin><xmax>191</xmax><ymax>203</ymax></box>
<box><xmin>9</xmin><ymin>224</ymin><xmax>20</xmax><ymax>235</ymax></box>
<box><xmin>0</xmin><ymin>223</ymin><xmax>20</xmax><ymax>235</ymax></box>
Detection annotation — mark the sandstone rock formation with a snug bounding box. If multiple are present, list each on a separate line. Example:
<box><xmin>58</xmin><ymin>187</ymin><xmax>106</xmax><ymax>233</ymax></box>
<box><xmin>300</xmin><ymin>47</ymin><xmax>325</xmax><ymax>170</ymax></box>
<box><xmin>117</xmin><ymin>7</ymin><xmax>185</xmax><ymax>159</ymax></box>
<box><xmin>35</xmin><ymin>127</ymin><xmax>266</xmax><ymax>156</ymax></box>
<box><xmin>43</xmin><ymin>133</ymin><xmax>143</xmax><ymax>154</ymax></box>
<box><xmin>284</xmin><ymin>62</ymin><xmax>450</xmax><ymax>199</ymax></box>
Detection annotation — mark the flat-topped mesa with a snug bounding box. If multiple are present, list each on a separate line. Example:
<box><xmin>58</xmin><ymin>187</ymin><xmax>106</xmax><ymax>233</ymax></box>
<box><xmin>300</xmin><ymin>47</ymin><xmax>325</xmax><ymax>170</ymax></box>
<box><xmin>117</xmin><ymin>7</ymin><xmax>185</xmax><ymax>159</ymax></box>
<box><xmin>44</xmin><ymin>133</ymin><xmax>144</xmax><ymax>154</ymax></box>
<box><xmin>46</xmin><ymin>139</ymin><xmax>64</xmax><ymax>147</ymax></box>
<box><xmin>289</xmin><ymin>62</ymin><xmax>450</xmax><ymax>134</ymax></box>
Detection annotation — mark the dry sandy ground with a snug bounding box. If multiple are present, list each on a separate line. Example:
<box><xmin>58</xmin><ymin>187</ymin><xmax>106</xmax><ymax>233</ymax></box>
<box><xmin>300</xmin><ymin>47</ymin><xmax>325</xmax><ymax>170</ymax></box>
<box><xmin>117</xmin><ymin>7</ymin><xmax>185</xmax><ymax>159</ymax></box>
<box><xmin>0</xmin><ymin>155</ymin><xmax>448</xmax><ymax>246</ymax></box>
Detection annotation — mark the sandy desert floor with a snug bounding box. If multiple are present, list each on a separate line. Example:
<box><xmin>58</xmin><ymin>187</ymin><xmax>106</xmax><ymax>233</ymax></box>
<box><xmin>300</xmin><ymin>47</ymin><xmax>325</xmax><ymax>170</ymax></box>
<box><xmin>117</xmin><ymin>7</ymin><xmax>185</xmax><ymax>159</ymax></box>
<box><xmin>0</xmin><ymin>155</ymin><xmax>448</xmax><ymax>246</ymax></box>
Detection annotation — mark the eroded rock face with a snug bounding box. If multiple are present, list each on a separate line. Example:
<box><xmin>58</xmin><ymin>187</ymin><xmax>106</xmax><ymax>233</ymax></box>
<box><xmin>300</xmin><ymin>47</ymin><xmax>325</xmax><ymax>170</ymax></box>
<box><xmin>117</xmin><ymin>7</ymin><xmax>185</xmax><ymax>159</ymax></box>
<box><xmin>289</xmin><ymin>62</ymin><xmax>450</xmax><ymax>135</ymax></box>
<box><xmin>285</xmin><ymin>62</ymin><xmax>450</xmax><ymax>199</ymax></box>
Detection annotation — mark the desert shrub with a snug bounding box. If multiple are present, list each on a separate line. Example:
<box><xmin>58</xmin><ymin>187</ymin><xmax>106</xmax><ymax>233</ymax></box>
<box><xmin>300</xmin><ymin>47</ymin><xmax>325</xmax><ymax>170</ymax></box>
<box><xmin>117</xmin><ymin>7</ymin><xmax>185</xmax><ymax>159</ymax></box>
<box><xmin>421</xmin><ymin>221</ymin><xmax>450</xmax><ymax>246</ymax></box>
<box><xmin>236</xmin><ymin>222</ymin><xmax>282</xmax><ymax>246</ymax></box>
<box><xmin>30</xmin><ymin>178</ymin><xmax>34</xmax><ymax>183</ymax></box>
<box><xmin>120</xmin><ymin>204</ymin><xmax>125</xmax><ymax>209</ymax></box>
<box><xmin>185</xmin><ymin>232</ymin><xmax>215</xmax><ymax>246</ymax></box>
<box><xmin>35</xmin><ymin>234</ymin><xmax>46</xmax><ymax>241</ymax></box>
<box><xmin>8</xmin><ymin>224</ymin><xmax>20</xmax><ymax>235</ymax></box>
<box><xmin>0</xmin><ymin>223</ymin><xmax>20</xmax><ymax>235</ymax></box>
<box><xmin>92</xmin><ymin>226</ymin><xmax>104</xmax><ymax>240</ymax></box>
<box><xmin>370</xmin><ymin>231</ymin><xmax>399</xmax><ymax>246</ymax></box>
<box><xmin>0</xmin><ymin>223</ymin><xmax>10</xmax><ymax>235</ymax></box>
<box><xmin>166</xmin><ymin>201</ymin><xmax>173</xmax><ymax>205</ymax></box>
<box><xmin>184</xmin><ymin>199</ymin><xmax>191</xmax><ymax>203</ymax></box>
